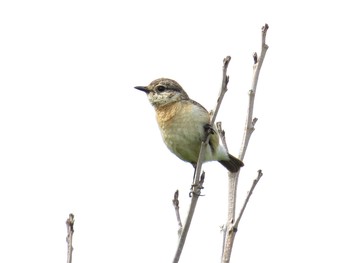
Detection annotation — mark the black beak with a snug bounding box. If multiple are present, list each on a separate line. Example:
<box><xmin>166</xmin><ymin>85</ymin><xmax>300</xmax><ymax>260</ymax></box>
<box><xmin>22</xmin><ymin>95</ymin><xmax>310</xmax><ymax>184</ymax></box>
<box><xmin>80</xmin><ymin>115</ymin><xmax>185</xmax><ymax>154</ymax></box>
<box><xmin>134</xmin><ymin>86</ymin><xmax>150</xmax><ymax>93</ymax></box>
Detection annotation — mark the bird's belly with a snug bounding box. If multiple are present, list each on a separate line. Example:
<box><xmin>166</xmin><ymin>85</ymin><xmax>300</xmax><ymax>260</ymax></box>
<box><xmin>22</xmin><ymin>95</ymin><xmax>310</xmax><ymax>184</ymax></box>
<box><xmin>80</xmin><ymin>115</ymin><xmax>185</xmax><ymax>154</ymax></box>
<box><xmin>156</xmin><ymin>100</ymin><xmax>213</xmax><ymax>163</ymax></box>
<box><xmin>160</xmin><ymin>117</ymin><xmax>204</xmax><ymax>163</ymax></box>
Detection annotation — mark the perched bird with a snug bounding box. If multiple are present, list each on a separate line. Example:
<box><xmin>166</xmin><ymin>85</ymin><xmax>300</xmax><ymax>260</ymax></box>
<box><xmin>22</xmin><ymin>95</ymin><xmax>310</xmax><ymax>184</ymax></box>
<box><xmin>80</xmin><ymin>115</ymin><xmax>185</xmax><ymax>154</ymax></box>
<box><xmin>134</xmin><ymin>78</ymin><xmax>244</xmax><ymax>173</ymax></box>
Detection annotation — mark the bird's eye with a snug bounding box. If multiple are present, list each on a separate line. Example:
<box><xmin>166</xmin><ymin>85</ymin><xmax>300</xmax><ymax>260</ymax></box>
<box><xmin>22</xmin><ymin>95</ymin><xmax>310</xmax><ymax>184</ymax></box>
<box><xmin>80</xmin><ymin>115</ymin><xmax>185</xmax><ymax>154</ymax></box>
<box><xmin>156</xmin><ymin>85</ymin><xmax>166</xmax><ymax>92</ymax></box>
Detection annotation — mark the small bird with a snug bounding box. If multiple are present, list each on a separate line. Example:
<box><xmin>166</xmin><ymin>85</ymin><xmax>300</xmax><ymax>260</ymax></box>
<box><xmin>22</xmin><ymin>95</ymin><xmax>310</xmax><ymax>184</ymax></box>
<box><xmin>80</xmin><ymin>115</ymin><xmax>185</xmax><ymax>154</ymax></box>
<box><xmin>134</xmin><ymin>78</ymin><xmax>244</xmax><ymax>173</ymax></box>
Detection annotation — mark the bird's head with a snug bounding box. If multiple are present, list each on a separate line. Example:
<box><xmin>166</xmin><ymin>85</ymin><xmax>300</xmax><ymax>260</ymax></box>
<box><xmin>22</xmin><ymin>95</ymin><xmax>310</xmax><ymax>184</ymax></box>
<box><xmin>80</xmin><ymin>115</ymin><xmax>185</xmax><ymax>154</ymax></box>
<box><xmin>135</xmin><ymin>78</ymin><xmax>189</xmax><ymax>107</ymax></box>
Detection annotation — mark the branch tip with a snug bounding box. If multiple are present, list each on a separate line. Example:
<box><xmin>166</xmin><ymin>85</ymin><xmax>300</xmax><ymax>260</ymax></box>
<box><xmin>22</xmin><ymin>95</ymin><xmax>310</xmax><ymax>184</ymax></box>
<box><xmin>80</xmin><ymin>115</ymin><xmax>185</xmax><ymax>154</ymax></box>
<box><xmin>66</xmin><ymin>214</ymin><xmax>75</xmax><ymax>228</ymax></box>
<box><xmin>252</xmin><ymin>117</ymin><xmax>258</xmax><ymax>126</ymax></box>
<box><xmin>262</xmin><ymin>23</ymin><xmax>269</xmax><ymax>33</ymax></box>
<box><xmin>173</xmin><ymin>190</ymin><xmax>180</xmax><ymax>208</ymax></box>
<box><xmin>223</xmin><ymin>56</ymin><xmax>231</xmax><ymax>66</ymax></box>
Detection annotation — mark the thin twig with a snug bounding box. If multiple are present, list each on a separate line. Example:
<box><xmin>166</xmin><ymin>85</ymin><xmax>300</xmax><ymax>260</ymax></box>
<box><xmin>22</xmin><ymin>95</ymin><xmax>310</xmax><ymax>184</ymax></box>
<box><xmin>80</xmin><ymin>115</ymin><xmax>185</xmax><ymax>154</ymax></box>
<box><xmin>221</xmin><ymin>24</ymin><xmax>269</xmax><ymax>263</ymax></box>
<box><xmin>194</xmin><ymin>56</ymin><xmax>231</xmax><ymax>187</ymax></box>
<box><xmin>172</xmin><ymin>56</ymin><xmax>231</xmax><ymax>263</ymax></box>
<box><xmin>233</xmin><ymin>170</ymin><xmax>263</xmax><ymax>231</ymax></box>
<box><xmin>217</xmin><ymin>118</ymin><xmax>231</xmax><ymax>256</ymax></box>
<box><xmin>210</xmin><ymin>56</ymin><xmax>231</xmax><ymax>122</ymax></box>
<box><xmin>224</xmin><ymin>171</ymin><xmax>263</xmax><ymax>247</ymax></box>
<box><xmin>66</xmin><ymin>213</ymin><xmax>75</xmax><ymax>263</ymax></box>
<box><xmin>172</xmin><ymin>190</ymin><xmax>183</xmax><ymax>237</ymax></box>
<box><xmin>217</xmin><ymin>122</ymin><xmax>229</xmax><ymax>152</ymax></box>
<box><xmin>173</xmin><ymin>172</ymin><xmax>205</xmax><ymax>263</ymax></box>
<box><xmin>239</xmin><ymin>23</ymin><xmax>269</xmax><ymax>160</ymax></box>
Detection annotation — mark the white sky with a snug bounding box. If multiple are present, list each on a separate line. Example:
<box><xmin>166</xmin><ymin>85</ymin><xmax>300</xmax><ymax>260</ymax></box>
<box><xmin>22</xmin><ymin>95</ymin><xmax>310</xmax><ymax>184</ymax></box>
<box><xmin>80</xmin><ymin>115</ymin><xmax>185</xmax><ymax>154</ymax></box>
<box><xmin>1</xmin><ymin>0</ymin><xmax>349</xmax><ymax>262</ymax></box>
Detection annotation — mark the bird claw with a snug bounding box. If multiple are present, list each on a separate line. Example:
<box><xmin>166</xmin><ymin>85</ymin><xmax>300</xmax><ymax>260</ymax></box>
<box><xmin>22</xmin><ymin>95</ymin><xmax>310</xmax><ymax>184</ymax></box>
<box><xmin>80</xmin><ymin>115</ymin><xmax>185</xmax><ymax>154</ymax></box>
<box><xmin>189</xmin><ymin>184</ymin><xmax>204</xmax><ymax>197</ymax></box>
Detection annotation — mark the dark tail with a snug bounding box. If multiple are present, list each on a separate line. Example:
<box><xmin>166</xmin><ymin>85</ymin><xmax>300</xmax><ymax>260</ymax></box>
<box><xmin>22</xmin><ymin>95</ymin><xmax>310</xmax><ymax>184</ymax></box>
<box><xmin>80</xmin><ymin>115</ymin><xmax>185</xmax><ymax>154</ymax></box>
<box><xmin>219</xmin><ymin>154</ymin><xmax>244</xmax><ymax>173</ymax></box>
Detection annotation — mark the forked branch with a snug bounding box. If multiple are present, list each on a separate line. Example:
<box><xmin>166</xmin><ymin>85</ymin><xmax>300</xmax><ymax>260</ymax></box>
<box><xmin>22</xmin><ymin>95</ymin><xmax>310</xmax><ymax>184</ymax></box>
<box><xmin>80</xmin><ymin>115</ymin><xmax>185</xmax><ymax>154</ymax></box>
<box><xmin>221</xmin><ymin>23</ymin><xmax>269</xmax><ymax>263</ymax></box>
<box><xmin>233</xmin><ymin>170</ymin><xmax>263</xmax><ymax>231</ymax></box>
<box><xmin>172</xmin><ymin>56</ymin><xmax>232</xmax><ymax>263</ymax></box>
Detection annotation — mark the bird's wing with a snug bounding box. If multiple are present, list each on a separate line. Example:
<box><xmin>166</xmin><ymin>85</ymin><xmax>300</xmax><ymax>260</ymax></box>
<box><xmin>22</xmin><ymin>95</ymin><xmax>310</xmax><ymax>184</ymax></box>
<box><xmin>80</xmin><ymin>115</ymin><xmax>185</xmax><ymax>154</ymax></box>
<box><xmin>188</xmin><ymin>99</ymin><xmax>209</xmax><ymax>114</ymax></box>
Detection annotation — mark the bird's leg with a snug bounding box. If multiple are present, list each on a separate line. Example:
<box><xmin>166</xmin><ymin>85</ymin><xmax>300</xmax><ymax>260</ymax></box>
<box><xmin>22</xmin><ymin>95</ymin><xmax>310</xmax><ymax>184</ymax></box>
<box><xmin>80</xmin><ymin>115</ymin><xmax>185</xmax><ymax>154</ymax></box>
<box><xmin>189</xmin><ymin>165</ymin><xmax>205</xmax><ymax>197</ymax></box>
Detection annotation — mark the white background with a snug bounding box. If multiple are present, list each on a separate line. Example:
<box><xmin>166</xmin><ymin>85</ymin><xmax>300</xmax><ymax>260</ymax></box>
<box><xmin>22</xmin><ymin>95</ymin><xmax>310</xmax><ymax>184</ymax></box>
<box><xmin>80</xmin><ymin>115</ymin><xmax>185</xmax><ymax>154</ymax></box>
<box><xmin>1</xmin><ymin>0</ymin><xmax>349</xmax><ymax>262</ymax></box>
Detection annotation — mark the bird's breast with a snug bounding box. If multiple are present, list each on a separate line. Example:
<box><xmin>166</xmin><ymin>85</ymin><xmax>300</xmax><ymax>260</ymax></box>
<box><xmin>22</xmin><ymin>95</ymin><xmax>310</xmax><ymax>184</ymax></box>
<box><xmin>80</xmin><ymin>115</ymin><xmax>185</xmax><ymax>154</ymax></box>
<box><xmin>155</xmin><ymin>101</ymin><xmax>210</xmax><ymax>162</ymax></box>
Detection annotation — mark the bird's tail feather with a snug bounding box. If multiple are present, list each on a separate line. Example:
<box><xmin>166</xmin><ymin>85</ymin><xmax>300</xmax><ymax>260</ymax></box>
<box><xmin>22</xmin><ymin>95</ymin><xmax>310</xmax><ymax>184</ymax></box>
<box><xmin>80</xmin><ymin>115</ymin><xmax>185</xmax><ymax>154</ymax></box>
<box><xmin>219</xmin><ymin>154</ymin><xmax>244</xmax><ymax>173</ymax></box>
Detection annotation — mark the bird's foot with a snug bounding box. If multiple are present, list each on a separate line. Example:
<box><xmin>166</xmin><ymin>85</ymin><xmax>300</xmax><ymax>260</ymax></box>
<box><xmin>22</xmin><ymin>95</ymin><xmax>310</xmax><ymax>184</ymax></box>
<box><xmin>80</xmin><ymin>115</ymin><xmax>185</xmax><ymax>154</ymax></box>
<box><xmin>189</xmin><ymin>183</ymin><xmax>204</xmax><ymax>197</ymax></box>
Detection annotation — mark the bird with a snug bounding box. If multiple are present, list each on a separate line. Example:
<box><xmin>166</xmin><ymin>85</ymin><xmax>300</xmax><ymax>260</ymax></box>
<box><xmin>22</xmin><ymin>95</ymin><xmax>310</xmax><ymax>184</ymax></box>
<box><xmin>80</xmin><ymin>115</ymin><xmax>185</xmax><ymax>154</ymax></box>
<box><xmin>134</xmin><ymin>78</ymin><xmax>244</xmax><ymax>173</ymax></box>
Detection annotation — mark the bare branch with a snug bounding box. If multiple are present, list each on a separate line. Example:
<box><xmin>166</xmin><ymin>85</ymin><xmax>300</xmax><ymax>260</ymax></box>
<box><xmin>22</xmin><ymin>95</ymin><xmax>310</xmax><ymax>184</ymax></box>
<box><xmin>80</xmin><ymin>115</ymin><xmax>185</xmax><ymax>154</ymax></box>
<box><xmin>192</xmin><ymin>55</ymin><xmax>231</xmax><ymax>194</ymax></box>
<box><xmin>173</xmin><ymin>172</ymin><xmax>205</xmax><ymax>263</ymax></box>
<box><xmin>66</xmin><ymin>213</ymin><xmax>75</xmax><ymax>263</ymax></box>
<box><xmin>223</xmin><ymin>170</ymin><xmax>263</xmax><ymax>251</ymax></box>
<box><xmin>217</xmin><ymin>122</ymin><xmax>229</xmax><ymax>152</ymax></box>
<box><xmin>221</xmin><ymin>24</ymin><xmax>269</xmax><ymax>263</ymax></box>
<box><xmin>172</xmin><ymin>190</ymin><xmax>183</xmax><ymax>237</ymax></box>
<box><xmin>210</xmin><ymin>56</ymin><xmax>231</xmax><ymax>122</ymax></box>
<box><xmin>239</xmin><ymin>25</ymin><xmax>269</xmax><ymax>160</ymax></box>
<box><xmin>173</xmin><ymin>56</ymin><xmax>231</xmax><ymax>263</ymax></box>
<box><xmin>233</xmin><ymin>170</ymin><xmax>263</xmax><ymax>230</ymax></box>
